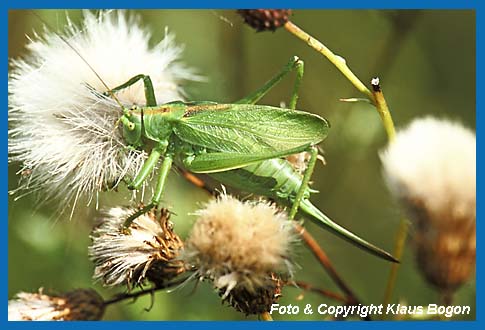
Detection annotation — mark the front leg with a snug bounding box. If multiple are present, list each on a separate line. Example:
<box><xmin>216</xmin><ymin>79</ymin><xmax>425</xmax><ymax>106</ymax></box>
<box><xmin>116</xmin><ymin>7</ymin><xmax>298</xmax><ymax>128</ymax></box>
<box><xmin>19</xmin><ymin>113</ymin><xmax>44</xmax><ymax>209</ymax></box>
<box><xmin>128</xmin><ymin>140</ymin><xmax>168</xmax><ymax>190</ymax></box>
<box><xmin>124</xmin><ymin>141</ymin><xmax>171</xmax><ymax>227</ymax></box>
<box><xmin>124</xmin><ymin>153</ymin><xmax>174</xmax><ymax>227</ymax></box>
<box><xmin>104</xmin><ymin>74</ymin><xmax>157</xmax><ymax>107</ymax></box>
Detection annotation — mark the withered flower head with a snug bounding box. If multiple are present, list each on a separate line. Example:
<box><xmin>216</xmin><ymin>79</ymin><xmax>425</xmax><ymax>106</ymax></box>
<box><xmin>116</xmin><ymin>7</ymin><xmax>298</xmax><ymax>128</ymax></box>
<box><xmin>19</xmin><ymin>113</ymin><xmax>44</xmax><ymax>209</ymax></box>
<box><xmin>89</xmin><ymin>207</ymin><xmax>185</xmax><ymax>288</ymax></box>
<box><xmin>184</xmin><ymin>194</ymin><xmax>297</xmax><ymax>314</ymax></box>
<box><xmin>380</xmin><ymin>117</ymin><xmax>476</xmax><ymax>294</ymax></box>
<box><xmin>8</xmin><ymin>288</ymin><xmax>105</xmax><ymax>321</ymax></box>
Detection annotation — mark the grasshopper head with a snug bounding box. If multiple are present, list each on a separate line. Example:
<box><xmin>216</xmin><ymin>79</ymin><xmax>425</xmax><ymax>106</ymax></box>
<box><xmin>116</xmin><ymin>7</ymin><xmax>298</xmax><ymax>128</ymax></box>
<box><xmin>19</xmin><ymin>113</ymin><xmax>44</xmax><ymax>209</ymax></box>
<box><xmin>121</xmin><ymin>106</ymin><xmax>142</xmax><ymax>148</ymax></box>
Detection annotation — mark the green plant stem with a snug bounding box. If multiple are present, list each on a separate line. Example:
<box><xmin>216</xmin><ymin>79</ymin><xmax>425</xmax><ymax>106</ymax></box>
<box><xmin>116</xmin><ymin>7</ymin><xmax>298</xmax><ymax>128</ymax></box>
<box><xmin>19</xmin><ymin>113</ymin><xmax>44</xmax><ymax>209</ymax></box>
<box><xmin>261</xmin><ymin>312</ymin><xmax>273</xmax><ymax>321</ymax></box>
<box><xmin>284</xmin><ymin>20</ymin><xmax>397</xmax><ymax>142</ymax></box>
<box><xmin>284</xmin><ymin>21</ymin><xmax>374</xmax><ymax>102</ymax></box>
<box><xmin>371</xmin><ymin>80</ymin><xmax>396</xmax><ymax>141</ymax></box>
<box><xmin>285</xmin><ymin>18</ymin><xmax>404</xmax><ymax>312</ymax></box>
<box><xmin>380</xmin><ymin>219</ymin><xmax>409</xmax><ymax>319</ymax></box>
<box><xmin>374</xmin><ymin>75</ymin><xmax>404</xmax><ymax>313</ymax></box>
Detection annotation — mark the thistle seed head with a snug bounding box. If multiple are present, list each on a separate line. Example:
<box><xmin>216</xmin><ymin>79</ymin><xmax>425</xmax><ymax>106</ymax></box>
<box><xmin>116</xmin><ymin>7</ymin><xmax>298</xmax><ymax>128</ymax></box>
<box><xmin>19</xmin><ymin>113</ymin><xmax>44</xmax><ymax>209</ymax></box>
<box><xmin>184</xmin><ymin>194</ymin><xmax>296</xmax><ymax>313</ymax></box>
<box><xmin>219</xmin><ymin>273</ymin><xmax>283</xmax><ymax>315</ymax></box>
<box><xmin>237</xmin><ymin>9</ymin><xmax>292</xmax><ymax>32</ymax></box>
<box><xmin>380</xmin><ymin>117</ymin><xmax>476</xmax><ymax>293</ymax></box>
<box><xmin>89</xmin><ymin>207</ymin><xmax>185</xmax><ymax>288</ymax></box>
<box><xmin>8</xmin><ymin>10</ymin><xmax>201</xmax><ymax>214</ymax></box>
<box><xmin>8</xmin><ymin>288</ymin><xmax>105</xmax><ymax>321</ymax></box>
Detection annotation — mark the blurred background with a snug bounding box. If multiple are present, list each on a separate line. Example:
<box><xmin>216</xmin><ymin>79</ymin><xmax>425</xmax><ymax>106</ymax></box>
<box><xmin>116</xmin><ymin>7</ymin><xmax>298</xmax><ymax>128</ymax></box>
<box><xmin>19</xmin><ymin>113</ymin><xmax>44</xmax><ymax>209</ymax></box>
<box><xmin>8</xmin><ymin>10</ymin><xmax>475</xmax><ymax>320</ymax></box>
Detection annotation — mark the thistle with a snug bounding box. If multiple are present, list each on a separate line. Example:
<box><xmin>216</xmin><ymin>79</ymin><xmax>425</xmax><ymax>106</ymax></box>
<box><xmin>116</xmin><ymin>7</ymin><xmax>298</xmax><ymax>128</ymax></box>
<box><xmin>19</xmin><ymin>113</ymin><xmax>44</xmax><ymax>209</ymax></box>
<box><xmin>89</xmin><ymin>207</ymin><xmax>186</xmax><ymax>288</ymax></box>
<box><xmin>8</xmin><ymin>10</ymin><xmax>200</xmax><ymax>214</ymax></box>
<box><xmin>8</xmin><ymin>288</ymin><xmax>105</xmax><ymax>321</ymax></box>
<box><xmin>380</xmin><ymin>117</ymin><xmax>476</xmax><ymax>301</ymax></box>
<box><xmin>237</xmin><ymin>9</ymin><xmax>292</xmax><ymax>32</ymax></box>
<box><xmin>184</xmin><ymin>194</ymin><xmax>297</xmax><ymax>315</ymax></box>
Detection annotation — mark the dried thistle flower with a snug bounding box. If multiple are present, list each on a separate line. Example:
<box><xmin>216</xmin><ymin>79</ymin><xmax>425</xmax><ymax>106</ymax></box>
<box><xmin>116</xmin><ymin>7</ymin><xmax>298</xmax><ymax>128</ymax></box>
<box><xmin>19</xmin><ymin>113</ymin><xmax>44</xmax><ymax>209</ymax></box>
<box><xmin>237</xmin><ymin>9</ymin><xmax>292</xmax><ymax>32</ymax></box>
<box><xmin>89</xmin><ymin>207</ymin><xmax>185</xmax><ymax>288</ymax></box>
<box><xmin>8</xmin><ymin>10</ymin><xmax>200</xmax><ymax>214</ymax></box>
<box><xmin>222</xmin><ymin>273</ymin><xmax>283</xmax><ymax>315</ymax></box>
<box><xmin>184</xmin><ymin>194</ymin><xmax>296</xmax><ymax>314</ymax></box>
<box><xmin>8</xmin><ymin>288</ymin><xmax>105</xmax><ymax>321</ymax></box>
<box><xmin>380</xmin><ymin>117</ymin><xmax>476</xmax><ymax>294</ymax></box>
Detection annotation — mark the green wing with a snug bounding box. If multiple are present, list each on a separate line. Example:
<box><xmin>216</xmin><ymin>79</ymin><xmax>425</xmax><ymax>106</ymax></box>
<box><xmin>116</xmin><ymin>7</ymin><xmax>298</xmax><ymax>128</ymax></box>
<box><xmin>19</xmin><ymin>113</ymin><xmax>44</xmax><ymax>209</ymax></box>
<box><xmin>173</xmin><ymin>103</ymin><xmax>329</xmax><ymax>154</ymax></box>
<box><xmin>184</xmin><ymin>144</ymin><xmax>312</xmax><ymax>173</ymax></box>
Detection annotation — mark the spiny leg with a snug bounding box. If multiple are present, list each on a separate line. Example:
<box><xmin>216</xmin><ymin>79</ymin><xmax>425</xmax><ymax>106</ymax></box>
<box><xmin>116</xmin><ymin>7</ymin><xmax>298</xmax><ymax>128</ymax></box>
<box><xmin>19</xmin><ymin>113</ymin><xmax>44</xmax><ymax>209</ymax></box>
<box><xmin>128</xmin><ymin>141</ymin><xmax>168</xmax><ymax>190</ymax></box>
<box><xmin>104</xmin><ymin>74</ymin><xmax>157</xmax><ymax>107</ymax></box>
<box><xmin>124</xmin><ymin>152</ymin><xmax>174</xmax><ymax>227</ymax></box>
<box><xmin>150</xmin><ymin>153</ymin><xmax>174</xmax><ymax>206</ymax></box>
<box><xmin>235</xmin><ymin>56</ymin><xmax>304</xmax><ymax>107</ymax></box>
<box><xmin>289</xmin><ymin>58</ymin><xmax>304</xmax><ymax>110</ymax></box>
<box><xmin>288</xmin><ymin>146</ymin><xmax>318</xmax><ymax>220</ymax></box>
<box><xmin>124</xmin><ymin>141</ymin><xmax>167</xmax><ymax>226</ymax></box>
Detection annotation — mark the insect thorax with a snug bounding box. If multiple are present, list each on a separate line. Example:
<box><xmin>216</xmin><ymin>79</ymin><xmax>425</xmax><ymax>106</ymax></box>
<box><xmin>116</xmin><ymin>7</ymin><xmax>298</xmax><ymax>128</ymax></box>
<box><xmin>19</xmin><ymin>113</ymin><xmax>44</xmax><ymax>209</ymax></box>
<box><xmin>141</xmin><ymin>104</ymin><xmax>186</xmax><ymax>143</ymax></box>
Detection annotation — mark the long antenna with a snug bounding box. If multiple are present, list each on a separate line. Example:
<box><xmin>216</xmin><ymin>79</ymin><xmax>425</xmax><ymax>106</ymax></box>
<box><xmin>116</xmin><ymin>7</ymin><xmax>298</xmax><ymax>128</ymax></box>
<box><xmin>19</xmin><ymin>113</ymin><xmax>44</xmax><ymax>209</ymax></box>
<box><xmin>29</xmin><ymin>10</ymin><xmax>125</xmax><ymax>110</ymax></box>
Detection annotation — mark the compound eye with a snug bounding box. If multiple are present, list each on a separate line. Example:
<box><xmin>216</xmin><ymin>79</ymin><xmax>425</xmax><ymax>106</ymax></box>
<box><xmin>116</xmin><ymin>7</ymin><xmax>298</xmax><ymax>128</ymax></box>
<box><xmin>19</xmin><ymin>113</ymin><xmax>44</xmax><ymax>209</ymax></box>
<box><xmin>131</xmin><ymin>105</ymin><xmax>139</xmax><ymax>111</ymax></box>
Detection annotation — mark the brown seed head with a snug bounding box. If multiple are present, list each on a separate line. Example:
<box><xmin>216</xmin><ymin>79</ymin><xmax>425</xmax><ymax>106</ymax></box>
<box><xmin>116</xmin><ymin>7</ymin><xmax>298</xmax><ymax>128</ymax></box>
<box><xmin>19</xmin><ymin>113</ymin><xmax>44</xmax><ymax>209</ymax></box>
<box><xmin>237</xmin><ymin>9</ymin><xmax>292</xmax><ymax>32</ymax></box>
<box><xmin>220</xmin><ymin>273</ymin><xmax>283</xmax><ymax>315</ymax></box>
<box><xmin>184</xmin><ymin>194</ymin><xmax>297</xmax><ymax>314</ymax></box>
<box><xmin>8</xmin><ymin>288</ymin><xmax>105</xmax><ymax>321</ymax></box>
<box><xmin>380</xmin><ymin>117</ymin><xmax>476</xmax><ymax>294</ymax></box>
<box><xmin>90</xmin><ymin>207</ymin><xmax>185</xmax><ymax>288</ymax></box>
<box><xmin>410</xmin><ymin>197</ymin><xmax>476</xmax><ymax>293</ymax></box>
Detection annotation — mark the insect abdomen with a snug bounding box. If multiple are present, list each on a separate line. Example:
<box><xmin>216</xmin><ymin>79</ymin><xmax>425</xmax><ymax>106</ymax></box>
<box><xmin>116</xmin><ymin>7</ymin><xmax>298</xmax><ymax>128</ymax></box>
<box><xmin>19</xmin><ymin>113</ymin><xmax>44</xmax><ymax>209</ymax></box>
<box><xmin>209</xmin><ymin>158</ymin><xmax>309</xmax><ymax>202</ymax></box>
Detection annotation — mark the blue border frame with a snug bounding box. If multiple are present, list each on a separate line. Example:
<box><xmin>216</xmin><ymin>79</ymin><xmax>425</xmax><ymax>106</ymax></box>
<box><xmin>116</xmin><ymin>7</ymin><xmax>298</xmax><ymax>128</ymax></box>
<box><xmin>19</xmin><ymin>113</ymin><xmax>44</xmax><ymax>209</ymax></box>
<box><xmin>3</xmin><ymin>0</ymin><xmax>481</xmax><ymax>10</ymax></box>
<box><xmin>4</xmin><ymin>0</ymin><xmax>481</xmax><ymax>328</ymax></box>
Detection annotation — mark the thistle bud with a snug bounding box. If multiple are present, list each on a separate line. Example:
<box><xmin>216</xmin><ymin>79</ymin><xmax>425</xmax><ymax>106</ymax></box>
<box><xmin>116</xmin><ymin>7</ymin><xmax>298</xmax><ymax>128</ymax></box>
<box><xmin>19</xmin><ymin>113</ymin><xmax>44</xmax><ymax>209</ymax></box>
<box><xmin>184</xmin><ymin>194</ymin><xmax>297</xmax><ymax>314</ymax></box>
<box><xmin>89</xmin><ymin>207</ymin><xmax>185</xmax><ymax>288</ymax></box>
<box><xmin>8</xmin><ymin>288</ymin><xmax>105</xmax><ymax>321</ymax></box>
<box><xmin>380</xmin><ymin>117</ymin><xmax>476</xmax><ymax>295</ymax></box>
<box><xmin>237</xmin><ymin>9</ymin><xmax>292</xmax><ymax>32</ymax></box>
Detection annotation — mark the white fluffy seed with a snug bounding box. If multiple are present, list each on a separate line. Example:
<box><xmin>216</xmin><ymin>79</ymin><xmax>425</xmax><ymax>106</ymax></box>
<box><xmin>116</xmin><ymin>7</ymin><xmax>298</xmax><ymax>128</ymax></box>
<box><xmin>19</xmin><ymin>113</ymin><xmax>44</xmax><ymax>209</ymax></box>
<box><xmin>8</xmin><ymin>10</ymin><xmax>201</xmax><ymax>214</ymax></box>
